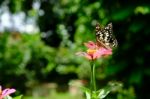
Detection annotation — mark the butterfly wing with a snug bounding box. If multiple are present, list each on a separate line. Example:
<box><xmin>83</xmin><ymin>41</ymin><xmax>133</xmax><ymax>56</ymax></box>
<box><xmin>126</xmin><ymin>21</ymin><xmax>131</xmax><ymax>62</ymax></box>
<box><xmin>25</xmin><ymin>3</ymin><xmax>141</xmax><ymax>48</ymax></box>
<box><xmin>95</xmin><ymin>23</ymin><xmax>118</xmax><ymax>49</ymax></box>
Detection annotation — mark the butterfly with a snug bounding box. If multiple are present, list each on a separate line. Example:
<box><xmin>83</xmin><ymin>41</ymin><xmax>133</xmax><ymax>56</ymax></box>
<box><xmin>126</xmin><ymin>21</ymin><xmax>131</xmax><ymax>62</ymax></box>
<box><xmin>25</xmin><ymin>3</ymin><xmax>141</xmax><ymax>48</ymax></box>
<box><xmin>95</xmin><ymin>22</ymin><xmax>118</xmax><ymax>49</ymax></box>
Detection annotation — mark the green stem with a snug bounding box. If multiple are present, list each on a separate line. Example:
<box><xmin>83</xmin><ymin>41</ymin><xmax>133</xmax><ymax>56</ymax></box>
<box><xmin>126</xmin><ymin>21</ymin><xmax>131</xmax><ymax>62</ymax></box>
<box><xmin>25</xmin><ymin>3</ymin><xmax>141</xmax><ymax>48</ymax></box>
<box><xmin>90</xmin><ymin>60</ymin><xmax>96</xmax><ymax>98</ymax></box>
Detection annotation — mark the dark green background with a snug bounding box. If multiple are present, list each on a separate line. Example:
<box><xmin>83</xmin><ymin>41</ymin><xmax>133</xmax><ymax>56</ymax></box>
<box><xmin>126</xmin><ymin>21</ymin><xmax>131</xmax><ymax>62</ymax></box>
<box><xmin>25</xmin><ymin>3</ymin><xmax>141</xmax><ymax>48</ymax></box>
<box><xmin>0</xmin><ymin>0</ymin><xmax>150</xmax><ymax>98</ymax></box>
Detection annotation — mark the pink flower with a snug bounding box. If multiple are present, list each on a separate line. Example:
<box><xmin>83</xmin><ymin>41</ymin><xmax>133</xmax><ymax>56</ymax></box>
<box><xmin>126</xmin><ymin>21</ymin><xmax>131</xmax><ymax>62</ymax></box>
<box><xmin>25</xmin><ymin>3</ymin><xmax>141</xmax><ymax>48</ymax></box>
<box><xmin>0</xmin><ymin>85</ymin><xmax>16</xmax><ymax>99</ymax></box>
<box><xmin>76</xmin><ymin>41</ymin><xmax>112</xmax><ymax>60</ymax></box>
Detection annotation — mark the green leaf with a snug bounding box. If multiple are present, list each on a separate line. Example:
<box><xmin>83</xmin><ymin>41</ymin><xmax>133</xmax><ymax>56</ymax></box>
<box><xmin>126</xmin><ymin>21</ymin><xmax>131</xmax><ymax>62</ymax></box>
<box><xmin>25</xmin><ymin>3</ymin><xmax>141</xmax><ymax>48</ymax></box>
<box><xmin>129</xmin><ymin>22</ymin><xmax>145</xmax><ymax>33</ymax></box>
<box><xmin>13</xmin><ymin>95</ymin><xmax>23</xmax><ymax>99</ymax></box>
<box><xmin>134</xmin><ymin>6</ymin><xmax>150</xmax><ymax>15</ymax></box>
<box><xmin>98</xmin><ymin>81</ymin><xmax>122</xmax><ymax>99</ymax></box>
<box><xmin>107</xmin><ymin>81</ymin><xmax>123</xmax><ymax>92</ymax></box>
<box><xmin>85</xmin><ymin>91</ymin><xmax>91</xmax><ymax>99</ymax></box>
<box><xmin>4</xmin><ymin>96</ymin><xmax>13</xmax><ymax>99</ymax></box>
<box><xmin>112</xmin><ymin>6</ymin><xmax>134</xmax><ymax>21</ymax></box>
<box><xmin>98</xmin><ymin>89</ymin><xmax>110</xmax><ymax>99</ymax></box>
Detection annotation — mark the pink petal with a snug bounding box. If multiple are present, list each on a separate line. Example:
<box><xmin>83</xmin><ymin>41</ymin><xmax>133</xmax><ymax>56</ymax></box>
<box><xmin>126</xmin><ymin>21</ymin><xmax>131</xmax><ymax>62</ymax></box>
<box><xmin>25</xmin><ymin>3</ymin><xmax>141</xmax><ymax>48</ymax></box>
<box><xmin>84</xmin><ymin>41</ymin><xmax>96</xmax><ymax>49</ymax></box>
<box><xmin>97</xmin><ymin>48</ymin><xmax>112</xmax><ymax>55</ymax></box>
<box><xmin>76</xmin><ymin>52</ymin><xmax>92</xmax><ymax>60</ymax></box>
<box><xmin>93</xmin><ymin>50</ymin><xmax>102</xmax><ymax>59</ymax></box>
<box><xmin>2</xmin><ymin>88</ymin><xmax>16</xmax><ymax>97</ymax></box>
<box><xmin>93</xmin><ymin>48</ymin><xmax>112</xmax><ymax>59</ymax></box>
<box><xmin>85</xmin><ymin>54</ymin><xmax>93</xmax><ymax>60</ymax></box>
<box><xmin>76</xmin><ymin>52</ymin><xmax>87</xmax><ymax>56</ymax></box>
<box><xmin>102</xmin><ymin>48</ymin><xmax>112</xmax><ymax>55</ymax></box>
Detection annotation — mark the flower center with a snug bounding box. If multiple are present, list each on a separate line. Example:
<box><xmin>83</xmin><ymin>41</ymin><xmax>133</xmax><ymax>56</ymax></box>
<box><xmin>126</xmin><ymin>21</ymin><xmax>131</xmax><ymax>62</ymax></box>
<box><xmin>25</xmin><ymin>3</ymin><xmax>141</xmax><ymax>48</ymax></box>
<box><xmin>0</xmin><ymin>90</ymin><xmax>1</xmax><ymax>96</ymax></box>
<box><xmin>87</xmin><ymin>49</ymin><xmax>96</xmax><ymax>55</ymax></box>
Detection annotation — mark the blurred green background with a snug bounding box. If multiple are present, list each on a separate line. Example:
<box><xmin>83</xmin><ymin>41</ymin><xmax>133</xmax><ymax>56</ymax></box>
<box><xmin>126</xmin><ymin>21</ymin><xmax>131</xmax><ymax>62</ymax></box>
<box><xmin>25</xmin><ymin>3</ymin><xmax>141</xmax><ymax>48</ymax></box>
<box><xmin>0</xmin><ymin>0</ymin><xmax>150</xmax><ymax>99</ymax></box>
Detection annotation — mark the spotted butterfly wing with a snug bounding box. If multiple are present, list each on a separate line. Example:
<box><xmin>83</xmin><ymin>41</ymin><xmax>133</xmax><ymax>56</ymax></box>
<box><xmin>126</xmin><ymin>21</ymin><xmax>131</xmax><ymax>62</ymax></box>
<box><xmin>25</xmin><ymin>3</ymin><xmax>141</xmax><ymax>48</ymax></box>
<box><xmin>95</xmin><ymin>23</ymin><xmax>118</xmax><ymax>49</ymax></box>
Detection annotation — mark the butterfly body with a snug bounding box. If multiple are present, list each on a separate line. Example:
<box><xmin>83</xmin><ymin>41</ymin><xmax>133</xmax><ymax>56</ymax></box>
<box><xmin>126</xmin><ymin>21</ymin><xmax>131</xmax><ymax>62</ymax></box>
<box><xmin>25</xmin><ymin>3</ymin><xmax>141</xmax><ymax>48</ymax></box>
<box><xmin>95</xmin><ymin>23</ymin><xmax>118</xmax><ymax>49</ymax></box>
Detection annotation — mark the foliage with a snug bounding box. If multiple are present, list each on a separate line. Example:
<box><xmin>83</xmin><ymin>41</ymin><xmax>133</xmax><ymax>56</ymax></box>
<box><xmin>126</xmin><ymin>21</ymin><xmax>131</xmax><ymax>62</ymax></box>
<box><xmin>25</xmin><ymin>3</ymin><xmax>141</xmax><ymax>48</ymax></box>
<box><xmin>0</xmin><ymin>0</ymin><xmax>150</xmax><ymax>98</ymax></box>
<box><xmin>4</xmin><ymin>95</ymin><xmax>23</xmax><ymax>99</ymax></box>
<box><xmin>0</xmin><ymin>32</ymin><xmax>55</xmax><ymax>89</ymax></box>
